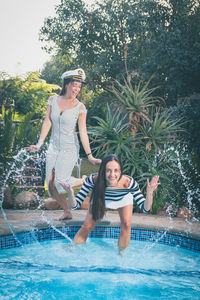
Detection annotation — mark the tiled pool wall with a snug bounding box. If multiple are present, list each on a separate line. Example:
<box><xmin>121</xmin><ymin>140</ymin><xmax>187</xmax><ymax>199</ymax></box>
<box><xmin>0</xmin><ymin>226</ymin><xmax>200</xmax><ymax>252</ymax></box>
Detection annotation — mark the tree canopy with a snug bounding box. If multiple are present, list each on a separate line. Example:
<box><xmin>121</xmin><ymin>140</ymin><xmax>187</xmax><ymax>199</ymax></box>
<box><xmin>40</xmin><ymin>0</ymin><xmax>200</xmax><ymax>105</ymax></box>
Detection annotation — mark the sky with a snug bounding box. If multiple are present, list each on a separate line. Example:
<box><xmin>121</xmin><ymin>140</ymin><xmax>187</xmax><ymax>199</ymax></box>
<box><xmin>0</xmin><ymin>0</ymin><xmax>62</xmax><ymax>76</ymax></box>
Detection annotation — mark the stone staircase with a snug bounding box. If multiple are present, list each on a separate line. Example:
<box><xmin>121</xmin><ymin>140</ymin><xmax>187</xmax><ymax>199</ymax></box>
<box><xmin>14</xmin><ymin>157</ymin><xmax>45</xmax><ymax>197</ymax></box>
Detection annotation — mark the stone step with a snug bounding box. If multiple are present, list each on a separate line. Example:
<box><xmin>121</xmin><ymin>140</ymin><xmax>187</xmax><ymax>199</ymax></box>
<box><xmin>17</xmin><ymin>177</ymin><xmax>43</xmax><ymax>186</ymax></box>
<box><xmin>15</xmin><ymin>175</ymin><xmax>43</xmax><ymax>185</ymax></box>
<box><xmin>21</xmin><ymin>166</ymin><xmax>43</xmax><ymax>176</ymax></box>
<box><xmin>23</xmin><ymin>166</ymin><xmax>41</xmax><ymax>171</ymax></box>
<box><xmin>15</xmin><ymin>185</ymin><xmax>45</xmax><ymax>196</ymax></box>
<box><xmin>24</xmin><ymin>157</ymin><xmax>43</xmax><ymax>166</ymax></box>
<box><xmin>16</xmin><ymin>175</ymin><xmax>42</xmax><ymax>179</ymax></box>
<box><xmin>16</xmin><ymin>185</ymin><xmax>45</xmax><ymax>189</ymax></box>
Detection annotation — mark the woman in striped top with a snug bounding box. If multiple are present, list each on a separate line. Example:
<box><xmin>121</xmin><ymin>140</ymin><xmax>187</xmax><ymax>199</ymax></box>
<box><xmin>59</xmin><ymin>154</ymin><xmax>160</xmax><ymax>253</ymax></box>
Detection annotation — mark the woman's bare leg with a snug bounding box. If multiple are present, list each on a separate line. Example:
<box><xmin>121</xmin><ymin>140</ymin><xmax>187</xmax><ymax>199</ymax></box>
<box><xmin>74</xmin><ymin>211</ymin><xmax>97</xmax><ymax>244</ymax></box>
<box><xmin>45</xmin><ymin>175</ymin><xmax>87</xmax><ymax>212</ymax></box>
<box><xmin>49</xmin><ymin>171</ymin><xmax>72</xmax><ymax>220</ymax></box>
<box><xmin>118</xmin><ymin>205</ymin><xmax>133</xmax><ymax>254</ymax></box>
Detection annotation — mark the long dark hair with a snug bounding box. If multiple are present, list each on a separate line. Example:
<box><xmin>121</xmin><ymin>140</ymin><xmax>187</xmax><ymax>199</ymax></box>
<box><xmin>60</xmin><ymin>78</ymin><xmax>72</xmax><ymax>95</ymax></box>
<box><xmin>90</xmin><ymin>154</ymin><xmax>123</xmax><ymax>221</ymax></box>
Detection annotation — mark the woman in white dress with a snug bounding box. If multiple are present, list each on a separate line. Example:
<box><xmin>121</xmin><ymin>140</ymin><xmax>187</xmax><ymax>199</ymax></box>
<box><xmin>60</xmin><ymin>154</ymin><xmax>160</xmax><ymax>253</ymax></box>
<box><xmin>26</xmin><ymin>68</ymin><xmax>101</xmax><ymax>220</ymax></box>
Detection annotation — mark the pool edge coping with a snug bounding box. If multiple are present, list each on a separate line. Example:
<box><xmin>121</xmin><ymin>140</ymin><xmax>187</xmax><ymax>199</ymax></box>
<box><xmin>1</xmin><ymin>209</ymin><xmax>200</xmax><ymax>241</ymax></box>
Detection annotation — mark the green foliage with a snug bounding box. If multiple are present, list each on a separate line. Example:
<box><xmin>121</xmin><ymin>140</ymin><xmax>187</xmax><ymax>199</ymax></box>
<box><xmin>164</xmin><ymin>97</ymin><xmax>200</xmax><ymax>218</ymax></box>
<box><xmin>16</xmin><ymin>72</ymin><xmax>60</xmax><ymax>117</ymax></box>
<box><xmin>110</xmin><ymin>79</ymin><xmax>184</xmax><ymax>152</ymax></box>
<box><xmin>0</xmin><ymin>72</ymin><xmax>57</xmax><ymax>187</ymax></box>
<box><xmin>40</xmin><ymin>0</ymin><xmax>200</xmax><ymax>105</ymax></box>
<box><xmin>0</xmin><ymin>72</ymin><xmax>23</xmax><ymax>116</ymax></box>
<box><xmin>86</xmin><ymin>89</ymin><xmax>114</xmax><ymax>126</ymax></box>
<box><xmin>169</xmin><ymin>96</ymin><xmax>200</xmax><ymax>172</ymax></box>
<box><xmin>89</xmin><ymin>79</ymin><xmax>198</xmax><ymax>216</ymax></box>
<box><xmin>14</xmin><ymin>113</ymin><xmax>42</xmax><ymax>151</ymax></box>
<box><xmin>89</xmin><ymin>104</ymin><xmax>133</xmax><ymax>161</ymax></box>
<box><xmin>0</xmin><ymin>72</ymin><xmax>60</xmax><ymax>118</ymax></box>
<box><xmin>0</xmin><ymin>105</ymin><xmax>42</xmax><ymax>186</ymax></box>
<box><xmin>41</xmin><ymin>54</ymin><xmax>73</xmax><ymax>85</ymax></box>
<box><xmin>112</xmin><ymin>79</ymin><xmax>160</xmax><ymax>121</ymax></box>
<box><xmin>0</xmin><ymin>106</ymin><xmax>16</xmax><ymax>165</ymax></box>
<box><xmin>139</xmin><ymin>107</ymin><xmax>184</xmax><ymax>151</ymax></box>
<box><xmin>133</xmin><ymin>147</ymin><xmax>183</xmax><ymax>215</ymax></box>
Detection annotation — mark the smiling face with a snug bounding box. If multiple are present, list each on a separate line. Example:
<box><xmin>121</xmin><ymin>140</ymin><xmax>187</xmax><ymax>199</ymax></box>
<box><xmin>66</xmin><ymin>81</ymin><xmax>82</xmax><ymax>98</ymax></box>
<box><xmin>105</xmin><ymin>160</ymin><xmax>121</xmax><ymax>187</ymax></box>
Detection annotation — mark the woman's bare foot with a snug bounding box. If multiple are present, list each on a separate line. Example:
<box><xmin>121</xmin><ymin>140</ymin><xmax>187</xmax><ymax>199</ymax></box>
<box><xmin>58</xmin><ymin>211</ymin><xmax>73</xmax><ymax>220</ymax></box>
<box><xmin>118</xmin><ymin>246</ymin><xmax>126</xmax><ymax>256</ymax></box>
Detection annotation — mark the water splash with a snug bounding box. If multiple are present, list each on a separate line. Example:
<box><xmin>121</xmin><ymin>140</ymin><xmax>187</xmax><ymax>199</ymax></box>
<box><xmin>41</xmin><ymin>211</ymin><xmax>74</xmax><ymax>244</ymax></box>
<box><xmin>175</xmin><ymin>148</ymin><xmax>199</xmax><ymax>221</ymax></box>
<box><xmin>0</xmin><ymin>197</ymin><xmax>23</xmax><ymax>247</ymax></box>
<box><xmin>0</xmin><ymin>147</ymin><xmax>76</xmax><ymax>247</ymax></box>
<box><xmin>0</xmin><ymin>149</ymin><xmax>33</xmax><ymax>247</ymax></box>
<box><xmin>1</xmin><ymin>148</ymin><xmax>46</xmax><ymax>246</ymax></box>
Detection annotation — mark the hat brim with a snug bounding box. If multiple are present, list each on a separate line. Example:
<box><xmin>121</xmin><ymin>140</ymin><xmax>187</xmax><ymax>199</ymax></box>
<box><xmin>65</xmin><ymin>78</ymin><xmax>86</xmax><ymax>84</ymax></box>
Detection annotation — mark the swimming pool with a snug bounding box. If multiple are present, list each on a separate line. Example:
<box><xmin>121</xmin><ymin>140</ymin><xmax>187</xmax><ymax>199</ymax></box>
<box><xmin>0</xmin><ymin>226</ymin><xmax>200</xmax><ymax>299</ymax></box>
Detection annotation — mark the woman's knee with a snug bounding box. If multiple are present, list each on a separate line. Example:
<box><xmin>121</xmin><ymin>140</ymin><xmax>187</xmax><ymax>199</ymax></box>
<box><xmin>49</xmin><ymin>179</ymin><xmax>59</xmax><ymax>198</ymax></box>
<box><xmin>121</xmin><ymin>219</ymin><xmax>132</xmax><ymax>232</ymax></box>
<box><xmin>81</xmin><ymin>222</ymin><xmax>94</xmax><ymax>233</ymax></box>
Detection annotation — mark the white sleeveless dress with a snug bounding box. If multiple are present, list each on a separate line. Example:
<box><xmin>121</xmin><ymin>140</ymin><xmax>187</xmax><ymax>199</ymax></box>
<box><xmin>46</xmin><ymin>95</ymin><xmax>87</xmax><ymax>195</ymax></box>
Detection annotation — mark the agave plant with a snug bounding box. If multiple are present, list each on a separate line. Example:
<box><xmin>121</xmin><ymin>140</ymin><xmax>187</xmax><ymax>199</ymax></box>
<box><xmin>111</xmin><ymin>79</ymin><xmax>162</xmax><ymax>137</ymax></box>
<box><xmin>88</xmin><ymin>104</ymin><xmax>133</xmax><ymax>160</ymax></box>
<box><xmin>87</xmin><ymin>78</ymin><xmax>191</xmax><ymax>216</ymax></box>
<box><xmin>133</xmin><ymin>146</ymin><xmax>182</xmax><ymax>214</ymax></box>
<box><xmin>139</xmin><ymin>107</ymin><xmax>184</xmax><ymax>152</ymax></box>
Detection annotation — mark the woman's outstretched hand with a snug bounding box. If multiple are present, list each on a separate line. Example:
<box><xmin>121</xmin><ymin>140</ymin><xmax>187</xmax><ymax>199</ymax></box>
<box><xmin>88</xmin><ymin>154</ymin><xmax>102</xmax><ymax>165</ymax></box>
<box><xmin>147</xmin><ymin>176</ymin><xmax>160</xmax><ymax>193</ymax></box>
<box><xmin>58</xmin><ymin>181</ymin><xmax>76</xmax><ymax>208</ymax></box>
<box><xmin>58</xmin><ymin>181</ymin><xmax>73</xmax><ymax>193</ymax></box>
<box><xmin>24</xmin><ymin>145</ymin><xmax>40</xmax><ymax>152</ymax></box>
<box><xmin>25</xmin><ymin>139</ymin><xmax>43</xmax><ymax>152</ymax></box>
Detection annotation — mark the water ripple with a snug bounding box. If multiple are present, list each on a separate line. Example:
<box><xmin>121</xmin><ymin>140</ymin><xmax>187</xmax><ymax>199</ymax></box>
<box><xmin>0</xmin><ymin>260</ymin><xmax>200</xmax><ymax>278</ymax></box>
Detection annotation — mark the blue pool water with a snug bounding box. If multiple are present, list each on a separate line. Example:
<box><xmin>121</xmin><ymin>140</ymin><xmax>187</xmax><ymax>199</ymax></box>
<box><xmin>0</xmin><ymin>235</ymin><xmax>200</xmax><ymax>299</ymax></box>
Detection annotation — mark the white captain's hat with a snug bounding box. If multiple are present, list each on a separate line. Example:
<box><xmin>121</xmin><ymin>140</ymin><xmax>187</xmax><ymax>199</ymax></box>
<box><xmin>61</xmin><ymin>68</ymin><xmax>86</xmax><ymax>83</ymax></box>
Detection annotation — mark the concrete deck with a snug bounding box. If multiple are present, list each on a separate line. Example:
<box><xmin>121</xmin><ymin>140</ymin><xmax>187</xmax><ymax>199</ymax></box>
<box><xmin>0</xmin><ymin>209</ymin><xmax>200</xmax><ymax>240</ymax></box>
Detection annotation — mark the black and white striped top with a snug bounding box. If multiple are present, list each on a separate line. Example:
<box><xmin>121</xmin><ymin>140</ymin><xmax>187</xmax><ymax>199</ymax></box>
<box><xmin>72</xmin><ymin>174</ymin><xmax>149</xmax><ymax>213</ymax></box>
